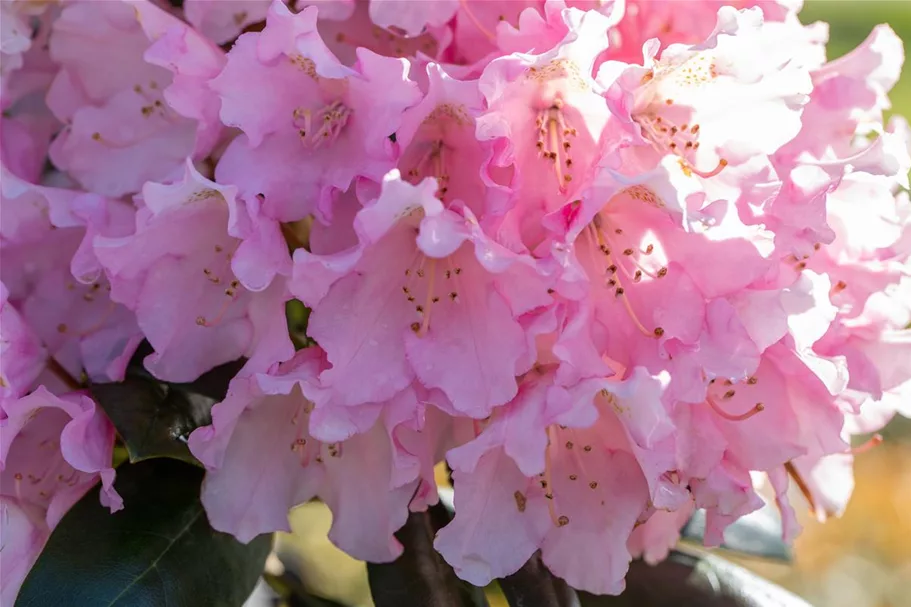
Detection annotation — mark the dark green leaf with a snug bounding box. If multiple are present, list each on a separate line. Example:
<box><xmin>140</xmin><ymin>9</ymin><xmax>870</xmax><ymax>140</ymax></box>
<box><xmin>681</xmin><ymin>505</ymin><xmax>792</xmax><ymax>562</ymax></box>
<box><xmin>499</xmin><ymin>552</ymin><xmax>575</xmax><ymax>607</ymax></box>
<box><xmin>17</xmin><ymin>459</ymin><xmax>271</xmax><ymax>607</ymax></box>
<box><xmin>170</xmin><ymin>358</ymin><xmax>246</xmax><ymax>401</ymax></box>
<box><xmin>368</xmin><ymin>503</ymin><xmax>488</xmax><ymax>607</ymax></box>
<box><xmin>125</xmin><ymin>340</ymin><xmax>244</xmax><ymax>402</ymax></box>
<box><xmin>92</xmin><ymin>350</ymin><xmax>244</xmax><ymax>463</ymax></box>
<box><xmin>91</xmin><ymin>375</ymin><xmax>213</xmax><ymax>464</ymax></box>
<box><xmin>576</xmin><ymin>550</ymin><xmax>810</xmax><ymax>607</ymax></box>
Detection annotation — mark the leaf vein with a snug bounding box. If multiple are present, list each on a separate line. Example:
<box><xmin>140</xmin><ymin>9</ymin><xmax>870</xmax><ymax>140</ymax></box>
<box><xmin>105</xmin><ymin>508</ymin><xmax>204</xmax><ymax>606</ymax></box>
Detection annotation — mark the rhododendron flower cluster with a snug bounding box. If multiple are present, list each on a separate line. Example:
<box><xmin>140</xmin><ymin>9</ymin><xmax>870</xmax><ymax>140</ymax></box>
<box><xmin>2</xmin><ymin>0</ymin><xmax>909</xmax><ymax>601</ymax></box>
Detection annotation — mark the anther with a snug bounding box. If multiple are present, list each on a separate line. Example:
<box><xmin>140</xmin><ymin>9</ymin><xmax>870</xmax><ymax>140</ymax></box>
<box><xmin>589</xmin><ymin>481</ymin><xmax>598</xmax><ymax>489</ymax></box>
<box><xmin>583</xmin><ymin>445</ymin><xmax>592</xmax><ymax>452</ymax></box>
<box><xmin>565</xmin><ymin>441</ymin><xmax>574</xmax><ymax>449</ymax></box>
<box><xmin>653</xmin><ymin>327</ymin><xmax>665</xmax><ymax>337</ymax></box>
<box><xmin>514</xmin><ymin>491</ymin><xmax>527</xmax><ymax>512</ymax></box>
<box><xmin>723</xmin><ymin>389</ymin><xmax>736</xmax><ymax>399</ymax></box>
<box><xmin>569</xmin><ymin>474</ymin><xmax>577</xmax><ymax>481</ymax></box>
<box><xmin>557</xmin><ymin>515</ymin><xmax>569</xmax><ymax>527</ymax></box>
<box><xmin>657</xmin><ymin>267</ymin><xmax>668</xmax><ymax>277</ymax></box>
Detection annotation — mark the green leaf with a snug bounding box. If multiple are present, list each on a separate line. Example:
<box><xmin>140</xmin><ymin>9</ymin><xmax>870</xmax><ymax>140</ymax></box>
<box><xmin>680</xmin><ymin>505</ymin><xmax>792</xmax><ymax>563</ymax></box>
<box><xmin>498</xmin><ymin>552</ymin><xmax>575</xmax><ymax>607</ymax></box>
<box><xmin>367</xmin><ymin>504</ymin><xmax>488</xmax><ymax>607</ymax></box>
<box><xmin>576</xmin><ymin>550</ymin><xmax>810</xmax><ymax>607</ymax></box>
<box><xmin>91</xmin><ymin>351</ymin><xmax>244</xmax><ymax>464</ymax></box>
<box><xmin>16</xmin><ymin>459</ymin><xmax>271</xmax><ymax>607</ymax></box>
<box><xmin>91</xmin><ymin>375</ymin><xmax>213</xmax><ymax>464</ymax></box>
<box><xmin>170</xmin><ymin>358</ymin><xmax>246</xmax><ymax>401</ymax></box>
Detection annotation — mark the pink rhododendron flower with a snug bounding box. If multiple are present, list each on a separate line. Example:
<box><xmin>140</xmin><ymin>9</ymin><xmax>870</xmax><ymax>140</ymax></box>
<box><xmin>292</xmin><ymin>170</ymin><xmax>550</xmax><ymax>418</ymax></box>
<box><xmin>1</xmin><ymin>0</ymin><xmax>910</xmax><ymax>599</ymax></box>
<box><xmin>0</xmin><ymin>388</ymin><xmax>121</xmax><ymax>604</ymax></box>
<box><xmin>94</xmin><ymin>161</ymin><xmax>293</xmax><ymax>382</ymax></box>
<box><xmin>0</xmin><ymin>282</ymin><xmax>46</xmax><ymax>399</ymax></box>
<box><xmin>183</xmin><ymin>0</ymin><xmax>273</xmax><ymax>45</ymax></box>
<box><xmin>213</xmin><ymin>0</ymin><xmax>421</xmax><ymax>222</ymax></box>
<box><xmin>0</xmin><ymin>164</ymin><xmax>142</xmax><ymax>382</ymax></box>
<box><xmin>46</xmin><ymin>0</ymin><xmax>223</xmax><ymax>197</ymax></box>
<box><xmin>188</xmin><ymin>347</ymin><xmax>432</xmax><ymax>562</ymax></box>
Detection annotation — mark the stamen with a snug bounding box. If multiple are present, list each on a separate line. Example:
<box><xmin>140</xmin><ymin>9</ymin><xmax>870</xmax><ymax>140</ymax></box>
<box><xmin>849</xmin><ymin>434</ymin><xmax>882</xmax><ymax>455</ymax></box>
<box><xmin>588</xmin><ymin>222</ymin><xmax>660</xmax><ymax>339</ymax></box>
<box><xmin>707</xmin><ymin>396</ymin><xmax>764</xmax><ymax>422</ymax></box>
<box><xmin>784</xmin><ymin>461</ymin><xmax>819</xmax><ymax>514</ymax></box>
<box><xmin>536</xmin><ymin>99</ymin><xmax>576</xmax><ymax>193</ymax></box>
<box><xmin>75</xmin><ymin>301</ymin><xmax>118</xmax><ymax>337</ymax></box>
<box><xmin>458</xmin><ymin>0</ymin><xmax>496</xmax><ymax>41</ymax></box>
<box><xmin>635</xmin><ymin>113</ymin><xmax>727</xmax><ymax>178</ymax></box>
<box><xmin>293</xmin><ymin>101</ymin><xmax>351</xmax><ymax>149</ymax></box>
<box><xmin>419</xmin><ymin>259</ymin><xmax>437</xmax><ymax>336</ymax></box>
<box><xmin>544</xmin><ymin>426</ymin><xmax>561</xmax><ymax>526</ymax></box>
<box><xmin>197</xmin><ymin>289</ymin><xmax>238</xmax><ymax>328</ymax></box>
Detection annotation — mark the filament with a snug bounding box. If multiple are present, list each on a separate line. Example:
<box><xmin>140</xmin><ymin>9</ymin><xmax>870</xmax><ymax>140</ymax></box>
<box><xmin>706</xmin><ymin>396</ymin><xmax>764</xmax><ymax>421</ymax></box>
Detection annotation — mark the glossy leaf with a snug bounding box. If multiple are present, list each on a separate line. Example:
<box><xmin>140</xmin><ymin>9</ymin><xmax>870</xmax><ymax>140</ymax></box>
<box><xmin>576</xmin><ymin>550</ymin><xmax>810</xmax><ymax>607</ymax></box>
<box><xmin>681</xmin><ymin>505</ymin><xmax>792</xmax><ymax>562</ymax></box>
<box><xmin>91</xmin><ymin>375</ymin><xmax>213</xmax><ymax>464</ymax></box>
<box><xmin>498</xmin><ymin>552</ymin><xmax>575</xmax><ymax>607</ymax></box>
<box><xmin>367</xmin><ymin>504</ymin><xmax>488</xmax><ymax>607</ymax></box>
<box><xmin>91</xmin><ymin>350</ymin><xmax>244</xmax><ymax>463</ymax></box>
<box><xmin>16</xmin><ymin>459</ymin><xmax>271</xmax><ymax>607</ymax></box>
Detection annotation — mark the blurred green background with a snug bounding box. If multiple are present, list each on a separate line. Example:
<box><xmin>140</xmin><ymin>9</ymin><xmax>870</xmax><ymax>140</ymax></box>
<box><xmin>801</xmin><ymin>1</ymin><xmax>911</xmax><ymax>118</ymax></box>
